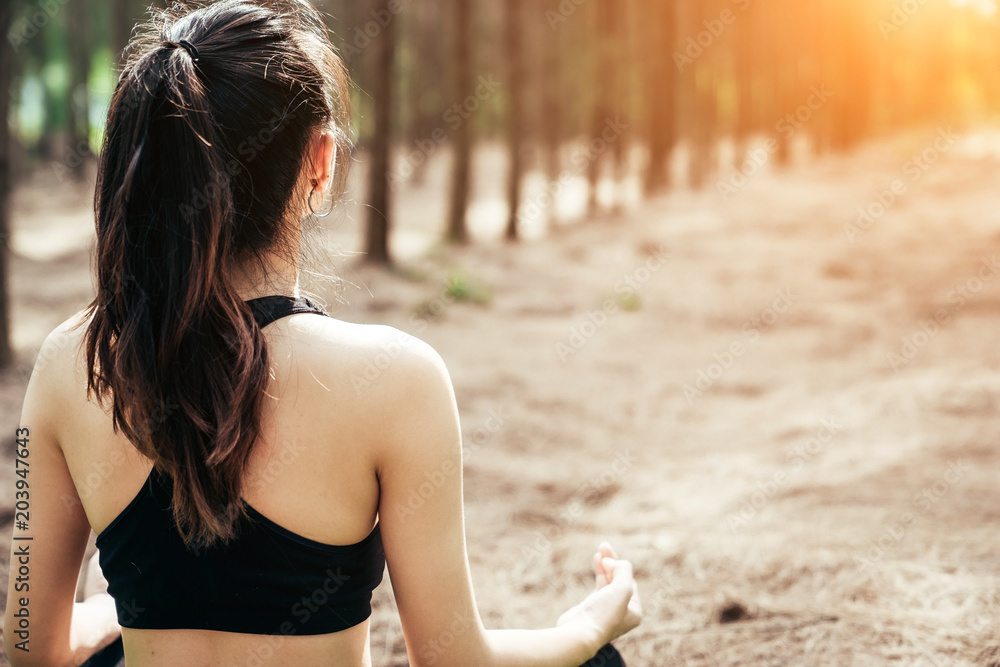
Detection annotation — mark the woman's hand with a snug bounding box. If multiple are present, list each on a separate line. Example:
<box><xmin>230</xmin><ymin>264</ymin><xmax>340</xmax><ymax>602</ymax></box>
<box><xmin>556</xmin><ymin>541</ymin><xmax>643</xmax><ymax>651</ymax></box>
<box><xmin>82</xmin><ymin>552</ymin><xmax>109</xmax><ymax>600</ymax></box>
<box><xmin>68</xmin><ymin>553</ymin><xmax>121</xmax><ymax>665</ymax></box>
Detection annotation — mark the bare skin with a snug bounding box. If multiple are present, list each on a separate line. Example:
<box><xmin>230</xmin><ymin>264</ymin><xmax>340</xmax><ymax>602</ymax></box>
<box><xmin>3</xmin><ymin>131</ymin><xmax>641</xmax><ymax>667</ymax></box>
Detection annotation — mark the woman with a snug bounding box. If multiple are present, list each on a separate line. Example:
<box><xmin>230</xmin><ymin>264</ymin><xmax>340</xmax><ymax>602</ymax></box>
<box><xmin>2</xmin><ymin>1</ymin><xmax>642</xmax><ymax>665</ymax></box>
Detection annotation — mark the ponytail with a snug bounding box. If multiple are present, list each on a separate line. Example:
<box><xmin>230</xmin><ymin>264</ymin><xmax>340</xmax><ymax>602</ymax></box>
<box><xmin>83</xmin><ymin>1</ymin><xmax>351</xmax><ymax>548</ymax></box>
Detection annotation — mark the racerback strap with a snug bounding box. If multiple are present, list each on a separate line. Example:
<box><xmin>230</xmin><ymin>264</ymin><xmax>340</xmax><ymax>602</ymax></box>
<box><xmin>245</xmin><ymin>295</ymin><xmax>329</xmax><ymax>329</ymax></box>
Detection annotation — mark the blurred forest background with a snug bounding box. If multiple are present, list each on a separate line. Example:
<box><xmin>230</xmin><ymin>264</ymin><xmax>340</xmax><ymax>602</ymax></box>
<box><xmin>3</xmin><ymin>1</ymin><xmax>1000</xmax><ymax>664</ymax></box>
<box><xmin>2</xmin><ymin>0</ymin><xmax>1000</xmax><ymax>357</ymax></box>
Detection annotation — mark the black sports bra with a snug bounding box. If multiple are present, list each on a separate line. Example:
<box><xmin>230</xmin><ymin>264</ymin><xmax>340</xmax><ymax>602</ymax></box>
<box><xmin>95</xmin><ymin>295</ymin><xmax>385</xmax><ymax>635</ymax></box>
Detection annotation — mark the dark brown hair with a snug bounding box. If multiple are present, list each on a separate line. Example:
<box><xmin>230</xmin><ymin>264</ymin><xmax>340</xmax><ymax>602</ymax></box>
<box><xmin>83</xmin><ymin>0</ymin><xmax>351</xmax><ymax>547</ymax></box>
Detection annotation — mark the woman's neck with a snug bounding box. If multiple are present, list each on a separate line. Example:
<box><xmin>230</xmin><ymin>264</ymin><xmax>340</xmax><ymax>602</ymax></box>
<box><xmin>230</xmin><ymin>252</ymin><xmax>301</xmax><ymax>302</ymax></box>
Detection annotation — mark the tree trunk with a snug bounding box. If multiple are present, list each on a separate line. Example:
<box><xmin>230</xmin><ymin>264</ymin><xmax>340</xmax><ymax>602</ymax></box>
<box><xmin>364</xmin><ymin>0</ymin><xmax>395</xmax><ymax>265</ymax></box>
<box><xmin>814</xmin><ymin>0</ymin><xmax>838</xmax><ymax>154</ymax></box>
<box><xmin>682</xmin><ymin>0</ymin><xmax>715</xmax><ymax>190</ymax></box>
<box><xmin>542</xmin><ymin>0</ymin><xmax>562</xmax><ymax>181</ymax></box>
<box><xmin>587</xmin><ymin>0</ymin><xmax>618</xmax><ymax>214</ymax></box>
<box><xmin>733</xmin><ymin>0</ymin><xmax>756</xmax><ymax>168</ymax></box>
<box><xmin>504</xmin><ymin>0</ymin><xmax>523</xmax><ymax>242</ymax></box>
<box><xmin>608</xmin><ymin>1</ymin><xmax>627</xmax><ymax>213</ymax></box>
<box><xmin>645</xmin><ymin>0</ymin><xmax>677</xmax><ymax>193</ymax></box>
<box><xmin>67</xmin><ymin>0</ymin><xmax>91</xmax><ymax>181</ymax></box>
<box><xmin>0</xmin><ymin>0</ymin><xmax>15</xmax><ymax>367</ymax></box>
<box><xmin>446</xmin><ymin>0</ymin><xmax>471</xmax><ymax>243</ymax></box>
<box><xmin>112</xmin><ymin>0</ymin><xmax>132</xmax><ymax>68</ymax></box>
<box><xmin>771</xmin><ymin>0</ymin><xmax>794</xmax><ymax>167</ymax></box>
<box><xmin>843</xmin><ymin>3</ymin><xmax>873</xmax><ymax>149</ymax></box>
<box><xmin>404</xmin><ymin>0</ymin><xmax>431</xmax><ymax>187</ymax></box>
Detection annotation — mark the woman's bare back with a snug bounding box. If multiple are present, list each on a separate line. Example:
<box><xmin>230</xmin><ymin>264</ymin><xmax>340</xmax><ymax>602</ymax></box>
<box><xmin>55</xmin><ymin>309</ymin><xmax>391</xmax><ymax>666</ymax></box>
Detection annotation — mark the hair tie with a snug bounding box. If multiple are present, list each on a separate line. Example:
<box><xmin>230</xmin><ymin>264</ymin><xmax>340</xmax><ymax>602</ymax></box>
<box><xmin>178</xmin><ymin>39</ymin><xmax>200</xmax><ymax>62</ymax></box>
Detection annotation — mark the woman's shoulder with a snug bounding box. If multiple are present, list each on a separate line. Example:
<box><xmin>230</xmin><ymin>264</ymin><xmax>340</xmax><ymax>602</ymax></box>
<box><xmin>278</xmin><ymin>316</ymin><xmax>457</xmax><ymax>463</ymax></box>
<box><xmin>35</xmin><ymin>307</ymin><xmax>450</xmax><ymax>391</ymax></box>
<box><xmin>29</xmin><ymin>308</ymin><xmax>93</xmax><ymax>386</ymax></box>
<box><xmin>278</xmin><ymin>315</ymin><xmax>453</xmax><ymax>401</ymax></box>
<box><xmin>32</xmin><ymin>307</ymin><xmax>454</xmax><ymax>422</ymax></box>
<box><xmin>16</xmin><ymin>310</ymin><xmax>94</xmax><ymax>448</ymax></box>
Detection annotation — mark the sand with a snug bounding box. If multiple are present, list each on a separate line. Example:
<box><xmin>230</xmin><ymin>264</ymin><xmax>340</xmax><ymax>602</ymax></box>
<box><xmin>0</xmin><ymin>128</ymin><xmax>998</xmax><ymax>665</ymax></box>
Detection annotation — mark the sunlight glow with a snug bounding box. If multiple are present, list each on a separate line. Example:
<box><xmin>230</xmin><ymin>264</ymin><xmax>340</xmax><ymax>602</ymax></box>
<box><xmin>951</xmin><ymin>0</ymin><xmax>997</xmax><ymax>16</ymax></box>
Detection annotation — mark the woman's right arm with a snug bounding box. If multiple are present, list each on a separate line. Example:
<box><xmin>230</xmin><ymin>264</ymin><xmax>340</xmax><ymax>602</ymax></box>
<box><xmin>368</xmin><ymin>333</ymin><xmax>640</xmax><ymax>667</ymax></box>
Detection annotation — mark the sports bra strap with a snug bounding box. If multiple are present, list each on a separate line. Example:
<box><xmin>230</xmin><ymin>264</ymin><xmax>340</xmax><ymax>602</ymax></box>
<box><xmin>245</xmin><ymin>295</ymin><xmax>329</xmax><ymax>329</ymax></box>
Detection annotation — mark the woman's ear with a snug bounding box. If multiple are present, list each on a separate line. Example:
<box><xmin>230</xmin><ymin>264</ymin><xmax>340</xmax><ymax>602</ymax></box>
<box><xmin>310</xmin><ymin>130</ymin><xmax>337</xmax><ymax>194</ymax></box>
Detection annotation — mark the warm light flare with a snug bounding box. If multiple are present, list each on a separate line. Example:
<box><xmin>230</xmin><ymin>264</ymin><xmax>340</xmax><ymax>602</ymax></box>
<box><xmin>951</xmin><ymin>0</ymin><xmax>997</xmax><ymax>15</ymax></box>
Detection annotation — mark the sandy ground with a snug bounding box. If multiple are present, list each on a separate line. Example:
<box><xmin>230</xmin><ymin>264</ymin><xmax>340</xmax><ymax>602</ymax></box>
<box><xmin>0</xmin><ymin>129</ymin><xmax>999</xmax><ymax>665</ymax></box>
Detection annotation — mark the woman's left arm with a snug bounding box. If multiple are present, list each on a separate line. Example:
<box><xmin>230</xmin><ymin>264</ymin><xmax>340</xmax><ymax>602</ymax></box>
<box><xmin>3</xmin><ymin>327</ymin><xmax>121</xmax><ymax>667</ymax></box>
